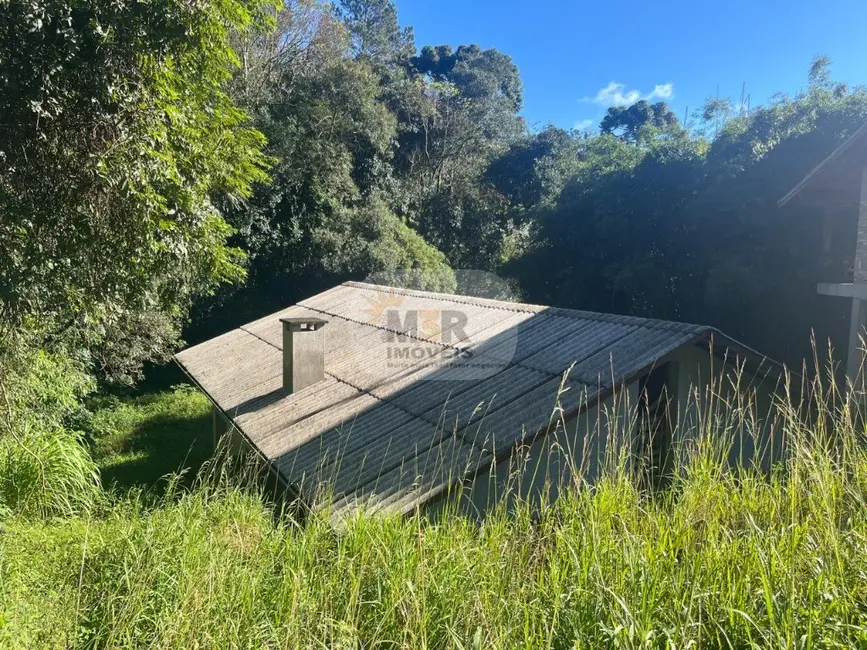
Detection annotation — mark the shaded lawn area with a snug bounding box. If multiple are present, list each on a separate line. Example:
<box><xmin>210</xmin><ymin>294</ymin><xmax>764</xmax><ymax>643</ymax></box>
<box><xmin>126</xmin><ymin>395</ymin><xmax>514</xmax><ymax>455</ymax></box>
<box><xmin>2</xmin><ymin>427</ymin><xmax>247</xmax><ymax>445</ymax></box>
<box><xmin>88</xmin><ymin>385</ymin><xmax>213</xmax><ymax>491</ymax></box>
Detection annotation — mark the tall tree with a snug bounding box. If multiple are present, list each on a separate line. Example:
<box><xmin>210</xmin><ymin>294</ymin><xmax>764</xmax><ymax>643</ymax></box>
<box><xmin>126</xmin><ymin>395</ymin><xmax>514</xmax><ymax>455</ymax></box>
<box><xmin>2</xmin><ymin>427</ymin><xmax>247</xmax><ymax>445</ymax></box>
<box><xmin>0</xmin><ymin>0</ymin><xmax>271</xmax><ymax>382</ymax></box>
<box><xmin>336</xmin><ymin>0</ymin><xmax>414</xmax><ymax>63</ymax></box>
<box><xmin>390</xmin><ymin>43</ymin><xmax>526</xmax><ymax>269</ymax></box>
<box><xmin>191</xmin><ymin>0</ymin><xmax>453</xmax><ymax>339</ymax></box>
<box><xmin>600</xmin><ymin>100</ymin><xmax>680</xmax><ymax>142</ymax></box>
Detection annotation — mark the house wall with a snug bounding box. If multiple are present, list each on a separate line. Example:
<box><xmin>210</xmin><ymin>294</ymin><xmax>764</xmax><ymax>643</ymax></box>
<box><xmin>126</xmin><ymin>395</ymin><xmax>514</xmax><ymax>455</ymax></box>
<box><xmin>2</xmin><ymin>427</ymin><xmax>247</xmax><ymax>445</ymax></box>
<box><xmin>427</xmin><ymin>344</ymin><xmax>783</xmax><ymax>520</ymax></box>
<box><xmin>662</xmin><ymin>344</ymin><xmax>784</xmax><ymax>471</ymax></box>
<box><xmin>213</xmin><ymin>406</ymin><xmax>248</xmax><ymax>456</ymax></box>
<box><xmin>430</xmin><ymin>383</ymin><xmax>639</xmax><ymax>521</ymax></box>
<box><xmin>212</xmin><ymin>406</ymin><xmax>298</xmax><ymax>508</ymax></box>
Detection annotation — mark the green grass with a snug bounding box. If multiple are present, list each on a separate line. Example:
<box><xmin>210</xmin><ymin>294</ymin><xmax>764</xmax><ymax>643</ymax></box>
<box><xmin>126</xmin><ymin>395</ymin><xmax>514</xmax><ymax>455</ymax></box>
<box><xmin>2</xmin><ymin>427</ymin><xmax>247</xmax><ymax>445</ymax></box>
<box><xmin>3</xmin><ymin>439</ymin><xmax>867</xmax><ymax>649</ymax></box>
<box><xmin>4</xmin><ymin>371</ymin><xmax>867</xmax><ymax>648</ymax></box>
<box><xmin>88</xmin><ymin>385</ymin><xmax>213</xmax><ymax>491</ymax></box>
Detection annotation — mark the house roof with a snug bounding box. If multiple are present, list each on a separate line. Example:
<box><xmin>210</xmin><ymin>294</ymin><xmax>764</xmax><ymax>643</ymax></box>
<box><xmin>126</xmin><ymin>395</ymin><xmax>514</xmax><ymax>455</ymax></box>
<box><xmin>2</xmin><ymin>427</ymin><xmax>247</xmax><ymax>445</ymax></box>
<box><xmin>778</xmin><ymin>122</ymin><xmax>867</xmax><ymax>208</ymax></box>
<box><xmin>175</xmin><ymin>281</ymin><xmax>772</xmax><ymax>519</ymax></box>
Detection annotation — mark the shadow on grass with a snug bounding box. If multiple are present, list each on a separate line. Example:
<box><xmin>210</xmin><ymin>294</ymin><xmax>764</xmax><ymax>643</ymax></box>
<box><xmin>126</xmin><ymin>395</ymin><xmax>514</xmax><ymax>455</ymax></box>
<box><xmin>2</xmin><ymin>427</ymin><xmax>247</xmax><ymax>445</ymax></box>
<box><xmin>93</xmin><ymin>388</ymin><xmax>213</xmax><ymax>493</ymax></box>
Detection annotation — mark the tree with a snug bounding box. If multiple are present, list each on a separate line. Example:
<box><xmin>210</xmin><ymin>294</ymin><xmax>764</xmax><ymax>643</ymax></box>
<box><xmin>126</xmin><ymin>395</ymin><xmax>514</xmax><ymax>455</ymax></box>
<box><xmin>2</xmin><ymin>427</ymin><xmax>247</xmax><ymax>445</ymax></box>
<box><xmin>389</xmin><ymin>43</ymin><xmax>526</xmax><ymax>269</ymax></box>
<box><xmin>509</xmin><ymin>61</ymin><xmax>867</xmax><ymax>368</ymax></box>
<box><xmin>599</xmin><ymin>100</ymin><xmax>680</xmax><ymax>142</ymax></box>
<box><xmin>511</xmin><ymin>130</ymin><xmax>705</xmax><ymax>316</ymax></box>
<box><xmin>486</xmin><ymin>126</ymin><xmax>578</xmax><ymax>209</ymax></box>
<box><xmin>336</xmin><ymin>0</ymin><xmax>414</xmax><ymax>63</ymax></box>
<box><xmin>190</xmin><ymin>1</ymin><xmax>454</xmax><ymax>339</ymax></box>
<box><xmin>0</xmin><ymin>0</ymin><xmax>271</xmax><ymax>382</ymax></box>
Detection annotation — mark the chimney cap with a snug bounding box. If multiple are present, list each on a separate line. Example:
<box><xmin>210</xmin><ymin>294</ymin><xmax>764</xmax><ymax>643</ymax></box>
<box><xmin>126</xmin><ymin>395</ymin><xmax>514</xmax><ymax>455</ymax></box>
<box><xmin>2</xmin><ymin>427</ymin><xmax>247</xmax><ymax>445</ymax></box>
<box><xmin>280</xmin><ymin>316</ymin><xmax>328</xmax><ymax>331</ymax></box>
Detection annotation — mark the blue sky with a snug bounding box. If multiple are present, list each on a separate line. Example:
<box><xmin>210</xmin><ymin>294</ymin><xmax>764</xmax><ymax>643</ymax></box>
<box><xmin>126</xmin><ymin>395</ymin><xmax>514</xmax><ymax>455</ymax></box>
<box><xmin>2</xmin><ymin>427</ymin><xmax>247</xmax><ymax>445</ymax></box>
<box><xmin>395</xmin><ymin>0</ymin><xmax>867</xmax><ymax>131</ymax></box>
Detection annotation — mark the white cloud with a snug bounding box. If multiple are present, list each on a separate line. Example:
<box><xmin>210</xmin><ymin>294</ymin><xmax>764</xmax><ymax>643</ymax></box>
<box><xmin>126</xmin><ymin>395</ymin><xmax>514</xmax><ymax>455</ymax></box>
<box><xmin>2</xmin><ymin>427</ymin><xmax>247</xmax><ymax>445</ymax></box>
<box><xmin>573</xmin><ymin>119</ymin><xmax>594</xmax><ymax>131</ymax></box>
<box><xmin>591</xmin><ymin>82</ymin><xmax>640</xmax><ymax>106</ymax></box>
<box><xmin>647</xmin><ymin>83</ymin><xmax>674</xmax><ymax>100</ymax></box>
<box><xmin>585</xmin><ymin>81</ymin><xmax>675</xmax><ymax>107</ymax></box>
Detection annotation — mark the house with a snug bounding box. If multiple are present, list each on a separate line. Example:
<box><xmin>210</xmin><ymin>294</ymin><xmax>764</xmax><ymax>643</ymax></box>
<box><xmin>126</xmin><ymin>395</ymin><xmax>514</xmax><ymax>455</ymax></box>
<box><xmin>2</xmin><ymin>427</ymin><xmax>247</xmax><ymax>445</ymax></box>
<box><xmin>778</xmin><ymin>122</ymin><xmax>867</xmax><ymax>386</ymax></box>
<box><xmin>175</xmin><ymin>281</ymin><xmax>782</xmax><ymax>520</ymax></box>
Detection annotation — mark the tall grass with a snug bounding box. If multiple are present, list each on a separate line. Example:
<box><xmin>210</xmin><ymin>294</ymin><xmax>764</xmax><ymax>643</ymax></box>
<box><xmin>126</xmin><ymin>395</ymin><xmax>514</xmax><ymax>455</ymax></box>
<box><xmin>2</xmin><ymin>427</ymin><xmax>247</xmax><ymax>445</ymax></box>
<box><xmin>0</xmin><ymin>425</ymin><xmax>99</xmax><ymax>518</ymax></box>
<box><xmin>87</xmin><ymin>385</ymin><xmax>213</xmax><ymax>491</ymax></box>
<box><xmin>3</xmin><ymin>359</ymin><xmax>867</xmax><ymax>648</ymax></box>
<box><xmin>0</xmin><ymin>344</ymin><xmax>100</xmax><ymax>517</ymax></box>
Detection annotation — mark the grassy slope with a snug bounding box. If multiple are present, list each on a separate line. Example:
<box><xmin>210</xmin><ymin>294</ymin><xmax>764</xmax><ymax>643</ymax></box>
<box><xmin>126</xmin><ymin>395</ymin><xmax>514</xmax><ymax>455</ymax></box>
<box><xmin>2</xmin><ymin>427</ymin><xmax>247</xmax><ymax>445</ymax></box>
<box><xmin>3</xmin><ymin>456</ymin><xmax>867</xmax><ymax>648</ymax></box>
<box><xmin>3</xmin><ymin>384</ymin><xmax>867</xmax><ymax>647</ymax></box>
<box><xmin>88</xmin><ymin>386</ymin><xmax>213</xmax><ymax>491</ymax></box>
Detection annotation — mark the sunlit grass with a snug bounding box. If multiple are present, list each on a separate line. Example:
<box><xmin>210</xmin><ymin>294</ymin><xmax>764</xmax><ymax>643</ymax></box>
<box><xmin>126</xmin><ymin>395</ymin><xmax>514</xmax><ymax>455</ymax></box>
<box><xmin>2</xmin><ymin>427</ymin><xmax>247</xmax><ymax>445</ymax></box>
<box><xmin>88</xmin><ymin>385</ymin><xmax>212</xmax><ymax>491</ymax></box>
<box><xmin>3</xmin><ymin>359</ymin><xmax>867</xmax><ymax>648</ymax></box>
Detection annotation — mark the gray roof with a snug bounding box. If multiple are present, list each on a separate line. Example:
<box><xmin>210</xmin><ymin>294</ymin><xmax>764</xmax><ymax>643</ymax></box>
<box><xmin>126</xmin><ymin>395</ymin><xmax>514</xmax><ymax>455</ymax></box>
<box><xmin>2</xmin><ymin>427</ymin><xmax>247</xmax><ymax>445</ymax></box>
<box><xmin>175</xmin><ymin>281</ymin><xmax>760</xmax><ymax>517</ymax></box>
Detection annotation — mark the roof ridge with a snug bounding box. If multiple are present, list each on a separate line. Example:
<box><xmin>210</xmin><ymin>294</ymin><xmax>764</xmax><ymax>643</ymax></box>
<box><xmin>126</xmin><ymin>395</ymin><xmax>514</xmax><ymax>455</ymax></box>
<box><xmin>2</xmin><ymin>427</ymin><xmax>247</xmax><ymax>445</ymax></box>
<box><xmin>342</xmin><ymin>281</ymin><xmax>706</xmax><ymax>334</ymax></box>
<box><xmin>342</xmin><ymin>281</ymin><xmax>541</xmax><ymax>314</ymax></box>
<box><xmin>778</xmin><ymin>121</ymin><xmax>867</xmax><ymax>207</ymax></box>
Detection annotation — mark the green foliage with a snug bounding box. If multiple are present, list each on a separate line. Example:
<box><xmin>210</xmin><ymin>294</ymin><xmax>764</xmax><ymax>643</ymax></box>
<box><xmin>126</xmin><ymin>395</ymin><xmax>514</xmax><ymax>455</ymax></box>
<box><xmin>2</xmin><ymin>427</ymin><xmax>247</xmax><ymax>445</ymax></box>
<box><xmin>337</xmin><ymin>0</ymin><xmax>414</xmax><ymax>62</ymax></box>
<box><xmin>193</xmin><ymin>0</ymin><xmax>458</xmax><ymax>334</ymax></box>
<box><xmin>600</xmin><ymin>99</ymin><xmax>680</xmax><ymax>142</ymax></box>
<box><xmin>0</xmin><ymin>427</ymin><xmax>99</xmax><ymax>519</ymax></box>
<box><xmin>510</xmin><ymin>60</ymin><xmax>867</xmax><ymax>366</ymax></box>
<box><xmin>0</xmin><ymin>0</ymin><xmax>271</xmax><ymax>382</ymax></box>
<box><xmin>486</xmin><ymin>126</ymin><xmax>579</xmax><ymax>210</ymax></box>
<box><xmin>323</xmin><ymin>195</ymin><xmax>457</xmax><ymax>291</ymax></box>
<box><xmin>409</xmin><ymin>44</ymin><xmax>523</xmax><ymax>117</ymax></box>
<box><xmin>4</xmin><ymin>0</ymin><xmax>865</xmax><ymax>386</ymax></box>
<box><xmin>176</xmin><ymin>0</ymin><xmax>532</xmax><ymax>339</ymax></box>
<box><xmin>369</xmin><ymin>41</ymin><xmax>528</xmax><ymax>271</ymax></box>
<box><xmin>513</xmin><ymin>130</ymin><xmax>707</xmax><ymax>318</ymax></box>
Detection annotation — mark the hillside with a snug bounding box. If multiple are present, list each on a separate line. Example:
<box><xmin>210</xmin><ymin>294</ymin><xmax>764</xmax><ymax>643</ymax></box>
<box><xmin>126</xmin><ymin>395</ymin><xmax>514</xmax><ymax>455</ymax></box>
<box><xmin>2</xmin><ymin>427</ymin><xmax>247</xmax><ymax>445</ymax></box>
<box><xmin>3</xmin><ymin>375</ymin><xmax>867</xmax><ymax>648</ymax></box>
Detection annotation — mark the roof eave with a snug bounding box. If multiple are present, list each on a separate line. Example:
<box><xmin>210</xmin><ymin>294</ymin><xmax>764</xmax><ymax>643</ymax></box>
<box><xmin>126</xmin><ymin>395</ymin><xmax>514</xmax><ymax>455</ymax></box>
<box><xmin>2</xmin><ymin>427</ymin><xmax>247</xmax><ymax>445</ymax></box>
<box><xmin>778</xmin><ymin>122</ymin><xmax>867</xmax><ymax>208</ymax></box>
<box><xmin>172</xmin><ymin>354</ymin><xmax>307</xmax><ymax>510</ymax></box>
